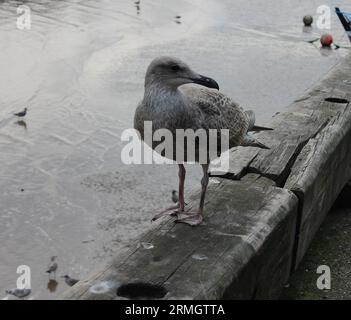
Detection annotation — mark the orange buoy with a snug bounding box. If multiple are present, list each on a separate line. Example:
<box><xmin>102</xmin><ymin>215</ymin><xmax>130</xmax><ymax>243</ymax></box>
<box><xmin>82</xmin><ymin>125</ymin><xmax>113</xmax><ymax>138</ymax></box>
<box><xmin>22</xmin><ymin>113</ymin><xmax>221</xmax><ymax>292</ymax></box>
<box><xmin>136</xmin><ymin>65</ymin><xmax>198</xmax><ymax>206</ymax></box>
<box><xmin>320</xmin><ymin>33</ymin><xmax>333</xmax><ymax>47</ymax></box>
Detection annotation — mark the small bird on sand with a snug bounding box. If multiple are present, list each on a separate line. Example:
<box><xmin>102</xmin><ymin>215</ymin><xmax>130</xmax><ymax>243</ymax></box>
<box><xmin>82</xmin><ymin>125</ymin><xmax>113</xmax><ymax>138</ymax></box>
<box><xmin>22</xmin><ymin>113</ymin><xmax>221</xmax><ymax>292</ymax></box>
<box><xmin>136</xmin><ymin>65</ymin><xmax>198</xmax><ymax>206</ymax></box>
<box><xmin>14</xmin><ymin>107</ymin><xmax>28</xmax><ymax>117</ymax></box>
<box><xmin>6</xmin><ymin>288</ymin><xmax>31</xmax><ymax>299</ymax></box>
<box><xmin>174</xmin><ymin>16</ymin><xmax>181</xmax><ymax>24</ymax></box>
<box><xmin>61</xmin><ymin>275</ymin><xmax>79</xmax><ymax>287</ymax></box>
<box><xmin>46</xmin><ymin>256</ymin><xmax>58</xmax><ymax>278</ymax></box>
<box><xmin>134</xmin><ymin>56</ymin><xmax>271</xmax><ymax>226</ymax></box>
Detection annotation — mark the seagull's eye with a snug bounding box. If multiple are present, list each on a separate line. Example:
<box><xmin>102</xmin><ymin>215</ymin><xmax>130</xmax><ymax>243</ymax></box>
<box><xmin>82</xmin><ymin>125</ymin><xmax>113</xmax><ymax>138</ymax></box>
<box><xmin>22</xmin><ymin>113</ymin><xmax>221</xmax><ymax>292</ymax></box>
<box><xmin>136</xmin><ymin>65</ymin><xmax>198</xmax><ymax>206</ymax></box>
<box><xmin>171</xmin><ymin>65</ymin><xmax>181</xmax><ymax>72</ymax></box>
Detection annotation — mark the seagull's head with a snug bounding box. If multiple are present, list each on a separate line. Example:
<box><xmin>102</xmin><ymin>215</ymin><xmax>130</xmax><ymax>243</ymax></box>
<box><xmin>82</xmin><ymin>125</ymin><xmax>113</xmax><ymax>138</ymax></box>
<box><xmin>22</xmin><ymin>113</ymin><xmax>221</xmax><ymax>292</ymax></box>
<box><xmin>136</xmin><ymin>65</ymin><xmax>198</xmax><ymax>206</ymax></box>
<box><xmin>145</xmin><ymin>56</ymin><xmax>219</xmax><ymax>91</ymax></box>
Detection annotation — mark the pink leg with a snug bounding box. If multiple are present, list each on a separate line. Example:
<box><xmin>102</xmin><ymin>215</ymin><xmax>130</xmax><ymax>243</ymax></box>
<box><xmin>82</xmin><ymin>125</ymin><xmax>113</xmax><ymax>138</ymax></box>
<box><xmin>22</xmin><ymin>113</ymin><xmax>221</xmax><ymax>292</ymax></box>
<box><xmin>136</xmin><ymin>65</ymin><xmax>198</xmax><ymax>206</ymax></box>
<box><xmin>176</xmin><ymin>164</ymin><xmax>209</xmax><ymax>226</ymax></box>
<box><xmin>178</xmin><ymin>164</ymin><xmax>186</xmax><ymax>211</ymax></box>
<box><xmin>151</xmin><ymin>164</ymin><xmax>186</xmax><ymax>222</ymax></box>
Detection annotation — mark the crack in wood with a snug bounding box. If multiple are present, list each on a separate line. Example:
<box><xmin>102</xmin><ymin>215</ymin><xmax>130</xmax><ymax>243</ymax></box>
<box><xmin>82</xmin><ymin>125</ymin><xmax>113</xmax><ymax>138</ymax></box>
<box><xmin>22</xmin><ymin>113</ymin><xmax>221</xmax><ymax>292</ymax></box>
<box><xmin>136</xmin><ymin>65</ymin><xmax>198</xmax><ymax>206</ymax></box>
<box><xmin>278</xmin><ymin>118</ymin><xmax>332</xmax><ymax>187</ymax></box>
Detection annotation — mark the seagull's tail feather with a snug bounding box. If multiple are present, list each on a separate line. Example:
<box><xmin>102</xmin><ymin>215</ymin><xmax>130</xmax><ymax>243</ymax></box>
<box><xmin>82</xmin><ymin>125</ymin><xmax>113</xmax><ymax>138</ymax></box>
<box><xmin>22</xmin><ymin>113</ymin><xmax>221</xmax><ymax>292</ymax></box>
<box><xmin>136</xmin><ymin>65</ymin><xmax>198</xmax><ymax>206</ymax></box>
<box><xmin>249</xmin><ymin>125</ymin><xmax>274</xmax><ymax>132</ymax></box>
<box><xmin>244</xmin><ymin>110</ymin><xmax>256</xmax><ymax>131</ymax></box>
<box><xmin>244</xmin><ymin>110</ymin><xmax>273</xmax><ymax>132</ymax></box>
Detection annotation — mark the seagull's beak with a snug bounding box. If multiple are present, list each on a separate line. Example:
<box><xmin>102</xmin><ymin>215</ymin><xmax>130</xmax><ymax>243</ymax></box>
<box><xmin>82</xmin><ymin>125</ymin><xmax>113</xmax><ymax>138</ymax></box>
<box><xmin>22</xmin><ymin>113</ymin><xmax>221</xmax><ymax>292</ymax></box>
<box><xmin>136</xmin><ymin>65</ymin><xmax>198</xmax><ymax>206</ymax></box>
<box><xmin>191</xmin><ymin>74</ymin><xmax>219</xmax><ymax>90</ymax></box>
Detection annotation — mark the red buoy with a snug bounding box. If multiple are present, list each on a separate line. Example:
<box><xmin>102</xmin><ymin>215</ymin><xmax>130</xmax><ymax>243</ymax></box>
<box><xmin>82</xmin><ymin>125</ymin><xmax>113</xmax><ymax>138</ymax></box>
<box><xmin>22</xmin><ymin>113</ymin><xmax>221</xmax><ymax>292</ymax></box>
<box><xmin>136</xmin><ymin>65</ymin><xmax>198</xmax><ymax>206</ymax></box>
<box><xmin>320</xmin><ymin>33</ymin><xmax>333</xmax><ymax>47</ymax></box>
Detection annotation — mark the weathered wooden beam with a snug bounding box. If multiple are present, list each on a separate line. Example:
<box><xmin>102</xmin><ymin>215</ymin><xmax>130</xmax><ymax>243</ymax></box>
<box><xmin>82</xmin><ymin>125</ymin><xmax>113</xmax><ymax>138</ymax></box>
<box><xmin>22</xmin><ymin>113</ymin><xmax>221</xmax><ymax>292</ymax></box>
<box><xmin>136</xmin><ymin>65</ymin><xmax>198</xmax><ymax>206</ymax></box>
<box><xmin>285</xmin><ymin>102</ymin><xmax>351</xmax><ymax>267</ymax></box>
<box><xmin>60</xmin><ymin>175</ymin><xmax>298</xmax><ymax>300</ymax></box>
<box><xmin>212</xmin><ymin>98</ymin><xmax>348</xmax><ymax>180</ymax></box>
<box><xmin>213</xmin><ymin>52</ymin><xmax>351</xmax><ymax>271</ymax></box>
<box><xmin>211</xmin><ymin>53</ymin><xmax>351</xmax><ymax>273</ymax></box>
<box><xmin>211</xmin><ymin>53</ymin><xmax>351</xmax><ymax>182</ymax></box>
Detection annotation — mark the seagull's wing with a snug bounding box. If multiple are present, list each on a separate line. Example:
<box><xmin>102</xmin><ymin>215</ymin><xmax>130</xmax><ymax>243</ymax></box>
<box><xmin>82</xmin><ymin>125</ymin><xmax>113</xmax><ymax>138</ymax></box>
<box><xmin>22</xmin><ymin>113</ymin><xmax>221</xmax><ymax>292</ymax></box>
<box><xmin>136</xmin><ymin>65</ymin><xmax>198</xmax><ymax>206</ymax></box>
<box><xmin>178</xmin><ymin>84</ymin><xmax>249</xmax><ymax>146</ymax></box>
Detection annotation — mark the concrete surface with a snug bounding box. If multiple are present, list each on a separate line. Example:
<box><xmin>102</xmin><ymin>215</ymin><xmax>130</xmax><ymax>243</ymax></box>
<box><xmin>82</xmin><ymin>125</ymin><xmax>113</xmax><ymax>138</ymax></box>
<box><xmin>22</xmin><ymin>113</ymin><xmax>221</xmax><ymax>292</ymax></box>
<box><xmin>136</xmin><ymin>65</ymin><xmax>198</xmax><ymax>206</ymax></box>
<box><xmin>281</xmin><ymin>203</ymin><xmax>351</xmax><ymax>300</ymax></box>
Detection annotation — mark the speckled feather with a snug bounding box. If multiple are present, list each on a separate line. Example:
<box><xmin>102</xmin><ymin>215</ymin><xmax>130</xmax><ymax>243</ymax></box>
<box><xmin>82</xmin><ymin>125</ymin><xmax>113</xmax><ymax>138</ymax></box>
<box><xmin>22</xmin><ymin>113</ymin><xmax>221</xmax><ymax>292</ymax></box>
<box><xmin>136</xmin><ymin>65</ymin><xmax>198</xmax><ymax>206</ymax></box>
<box><xmin>178</xmin><ymin>83</ymin><xmax>249</xmax><ymax>147</ymax></box>
<box><xmin>134</xmin><ymin>57</ymin><xmax>258</xmax><ymax>162</ymax></box>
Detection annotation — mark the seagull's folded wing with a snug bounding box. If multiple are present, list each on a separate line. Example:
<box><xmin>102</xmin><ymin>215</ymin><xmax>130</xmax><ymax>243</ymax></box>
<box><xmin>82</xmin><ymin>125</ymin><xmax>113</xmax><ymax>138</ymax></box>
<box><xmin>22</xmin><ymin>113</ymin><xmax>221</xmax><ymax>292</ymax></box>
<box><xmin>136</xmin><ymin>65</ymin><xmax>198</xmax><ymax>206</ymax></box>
<box><xmin>178</xmin><ymin>83</ymin><xmax>249</xmax><ymax>137</ymax></box>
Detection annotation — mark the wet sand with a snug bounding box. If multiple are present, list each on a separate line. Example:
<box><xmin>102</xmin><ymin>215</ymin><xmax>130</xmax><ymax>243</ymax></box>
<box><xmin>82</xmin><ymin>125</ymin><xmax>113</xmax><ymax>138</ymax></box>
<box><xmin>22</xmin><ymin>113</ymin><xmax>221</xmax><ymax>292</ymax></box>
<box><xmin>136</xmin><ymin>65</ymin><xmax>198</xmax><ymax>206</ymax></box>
<box><xmin>0</xmin><ymin>0</ymin><xmax>350</xmax><ymax>299</ymax></box>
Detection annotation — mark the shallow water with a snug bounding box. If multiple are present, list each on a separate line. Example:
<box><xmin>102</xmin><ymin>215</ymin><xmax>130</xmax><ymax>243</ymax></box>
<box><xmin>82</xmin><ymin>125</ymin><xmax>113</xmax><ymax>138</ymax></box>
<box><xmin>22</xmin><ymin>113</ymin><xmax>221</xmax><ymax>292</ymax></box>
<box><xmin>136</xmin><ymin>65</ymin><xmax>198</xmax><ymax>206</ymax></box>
<box><xmin>0</xmin><ymin>0</ymin><xmax>350</xmax><ymax>299</ymax></box>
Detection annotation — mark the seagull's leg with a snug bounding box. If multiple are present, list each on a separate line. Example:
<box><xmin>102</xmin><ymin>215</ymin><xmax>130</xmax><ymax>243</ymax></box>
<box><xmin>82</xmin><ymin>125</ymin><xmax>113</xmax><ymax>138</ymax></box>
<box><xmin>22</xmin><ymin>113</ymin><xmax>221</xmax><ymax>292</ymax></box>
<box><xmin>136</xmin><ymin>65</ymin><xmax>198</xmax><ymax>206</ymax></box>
<box><xmin>151</xmin><ymin>164</ymin><xmax>186</xmax><ymax>221</ymax></box>
<box><xmin>178</xmin><ymin>164</ymin><xmax>186</xmax><ymax>211</ymax></box>
<box><xmin>176</xmin><ymin>164</ymin><xmax>209</xmax><ymax>226</ymax></box>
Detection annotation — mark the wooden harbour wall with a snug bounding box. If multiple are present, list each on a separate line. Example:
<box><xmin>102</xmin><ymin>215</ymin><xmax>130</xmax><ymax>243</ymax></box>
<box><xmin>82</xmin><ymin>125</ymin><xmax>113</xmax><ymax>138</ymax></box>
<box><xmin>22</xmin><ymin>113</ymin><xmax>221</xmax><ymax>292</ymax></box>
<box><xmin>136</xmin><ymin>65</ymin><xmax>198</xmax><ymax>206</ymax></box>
<box><xmin>60</xmin><ymin>52</ymin><xmax>351</xmax><ymax>300</ymax></box>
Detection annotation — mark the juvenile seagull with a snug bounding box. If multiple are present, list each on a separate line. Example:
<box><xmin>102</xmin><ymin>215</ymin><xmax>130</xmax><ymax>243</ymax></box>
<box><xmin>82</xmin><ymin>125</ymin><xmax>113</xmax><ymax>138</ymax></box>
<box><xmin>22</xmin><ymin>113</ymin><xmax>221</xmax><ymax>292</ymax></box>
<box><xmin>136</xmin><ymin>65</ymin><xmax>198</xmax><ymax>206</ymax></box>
<box><xmin>134</xmin><ymin>57</ymin><xmax>270</xmax><ymax>226</ymax></box>
<box><xmin>14</xmin><ymin>107</ymin><xmax>28</xmax><ymax>117</ymax></box>
<box><xmin>6</xmin><ymin>288</ymin><xmax>31</xmax><ymax>299</ymax></box>
<box><xmin>46</xmin><ymin>256</ymin><xmax>58</xmax><ymax>278</ymax></box>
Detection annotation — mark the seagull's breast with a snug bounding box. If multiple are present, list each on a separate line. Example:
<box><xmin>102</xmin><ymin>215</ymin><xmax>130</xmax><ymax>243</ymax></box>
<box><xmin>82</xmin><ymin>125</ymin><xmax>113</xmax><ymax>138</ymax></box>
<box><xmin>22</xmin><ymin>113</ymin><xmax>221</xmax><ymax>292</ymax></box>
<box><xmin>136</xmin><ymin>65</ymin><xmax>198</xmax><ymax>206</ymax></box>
<box><xmin>135</xmin><ymin>89</ymin><xmax>195</xmax><ymax>135</ymax></box>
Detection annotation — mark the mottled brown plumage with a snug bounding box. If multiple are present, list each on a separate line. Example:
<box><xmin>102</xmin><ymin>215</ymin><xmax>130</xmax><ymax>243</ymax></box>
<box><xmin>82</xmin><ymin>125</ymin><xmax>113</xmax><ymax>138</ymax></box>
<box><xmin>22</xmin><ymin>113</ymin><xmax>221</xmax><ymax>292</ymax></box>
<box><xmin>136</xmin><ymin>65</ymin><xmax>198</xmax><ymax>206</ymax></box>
<box><xmin>177</xmin><ymin>83</ymin><xmax>249</xmax><ymax>149</ymax></box>
<box><xmin>134</xmin><ymin>56</ymin><xmax>269</xmax><ymax>225</ymax></box>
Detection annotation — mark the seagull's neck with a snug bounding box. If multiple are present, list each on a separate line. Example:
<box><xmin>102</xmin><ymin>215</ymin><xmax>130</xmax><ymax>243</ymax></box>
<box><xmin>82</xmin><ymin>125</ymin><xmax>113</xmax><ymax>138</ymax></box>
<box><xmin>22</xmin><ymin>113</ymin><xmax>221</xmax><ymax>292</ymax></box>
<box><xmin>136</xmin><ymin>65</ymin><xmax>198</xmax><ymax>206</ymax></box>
<box><xmin>144</xmin><ymin>83</ymin><xmax>183</xmax><ymax>109</ymax></box>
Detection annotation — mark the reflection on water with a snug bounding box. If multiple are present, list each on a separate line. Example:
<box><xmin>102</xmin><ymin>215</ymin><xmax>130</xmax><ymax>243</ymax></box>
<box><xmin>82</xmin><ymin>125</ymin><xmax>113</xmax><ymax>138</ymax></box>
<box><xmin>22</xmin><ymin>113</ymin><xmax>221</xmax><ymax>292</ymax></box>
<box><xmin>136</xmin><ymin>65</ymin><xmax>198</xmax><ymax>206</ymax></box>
<box><xmin>302</xmin><ymin>25</ymin><xmax>313</xmax><ymax>34</ymax></box>
<box><xmin>0</xmin><ymin>0</ymin><xmax>350</xmax><ymax>299</ymax></box>
<box><xmin>320</xmin><ymin>46</ymin><xmax>334</xmax><ymax>57</ymax></box>
<box><xmin>15</xmin><ymin>120</ymin><xmax>27</xmax><ymax>130</ymax></box>
<box><xmin>47</xmin><ymin>279</ymin><xmax>58</xmax><ymax>293</ymax></box>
